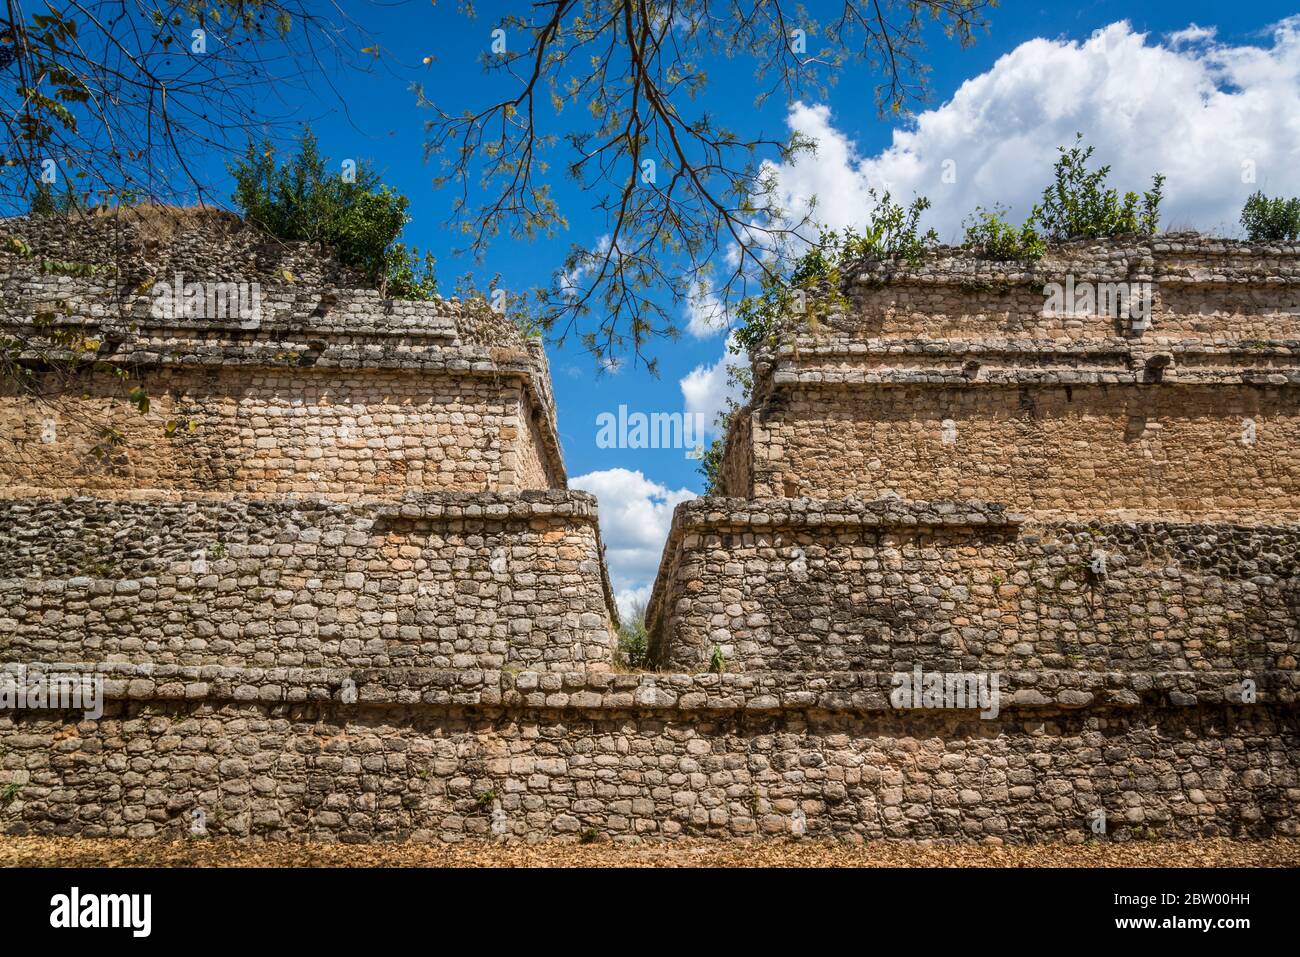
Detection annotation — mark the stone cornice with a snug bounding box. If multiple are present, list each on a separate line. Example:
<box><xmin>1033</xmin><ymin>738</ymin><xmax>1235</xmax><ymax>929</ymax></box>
<box><xmin>847</xmin><ymin>232</ymin><xmax>1300</xmax><ymax>288</ymax></box>
<box><xmin>5</xmin><ymin>662</ymin><xmax>1294</xmax><ymax>713</ymax></box>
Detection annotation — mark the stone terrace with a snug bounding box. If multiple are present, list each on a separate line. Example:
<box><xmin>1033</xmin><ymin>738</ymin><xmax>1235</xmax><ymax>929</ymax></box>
<box><xmin>0</xmin><ymin>221</ymin><xmax>1296</xmax><ymax>843</ymax></box>
<box><xmin>717</xmin><ymin>233</ymin><xmax>1300</xmax><ymax>520</ymax></box>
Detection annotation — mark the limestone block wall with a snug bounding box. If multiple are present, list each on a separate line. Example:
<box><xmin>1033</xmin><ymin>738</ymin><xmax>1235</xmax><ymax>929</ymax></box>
<box><xmin>0</xmin><ymin>492</ymin><xmax>618</xmax><ymax>672</ymax></box>
<box><xmin>645</xmin><ymin>498</ymin><xmax>1300</xmax><ymax>675</ymax></box>
<box><xmin>717</xmin><ymin>234</ymin><xmax>1300</xmax><ymax>519</ymax></box>
<box><xmin>1</xmin><ymin>366</ymin><xmax>558</xmax><ymax>496</ymax></box>
<box><xmin>840</xmin><ymin>232</ymin><xmax>1300</xmax><ymax>343</ymax></box>
<box><xmin>0</xmin><ymin>212</ymin><xmax>565</xmax><ymax>496</ymax></box>
<box><xmin>3</xmin><ymin>223</ymin><xmax>1297</xmax><ymax>845</ymax></box>
<box><xmin>735</xmin><ymin>383</ymin><xmax>1298</xmax><ymax>516</ymax></box>
<box><xmin>1</xmin><ymin>668</ymin><xmax>1295</xmax><ymax>841</ymax></box>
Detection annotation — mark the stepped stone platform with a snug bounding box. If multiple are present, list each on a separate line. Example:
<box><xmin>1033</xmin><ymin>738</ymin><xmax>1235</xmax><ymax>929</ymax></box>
<box><xmin>0</xmin><ymin>215</ymin><xmax>1296</xmax><ymax>843</ymax></box>
<box><xmin>716</xmin><ymin>234</ymin><xmax>1300</xmax><ymax>518</ymax></box>
<box><xmin>645</xmin><ymin>497</ymin><xmax>1299</xmax><ymax>675</ymax></box>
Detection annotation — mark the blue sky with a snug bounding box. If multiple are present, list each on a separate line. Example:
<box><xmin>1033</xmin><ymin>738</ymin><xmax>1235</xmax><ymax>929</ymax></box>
<box><xmin>172</xmin><ymin>1</ymin><xmax>1300</xmax><ymax>609</ymax></box>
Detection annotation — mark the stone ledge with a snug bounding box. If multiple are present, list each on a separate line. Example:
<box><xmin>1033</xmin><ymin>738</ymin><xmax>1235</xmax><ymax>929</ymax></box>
<box><xmin>669</xmin><ymin>496</ymin><xmax>1023</xmax><ymax>530</ymax></box>
<box><xmin>0</xmin><ymin>489</ymin><xmax>599</xmax><ymax>522</ymax></box>
<box><xmin>374</xmin><ymin>489</ymin><xmax>599</xmax><ymax>524</ymax></box>
<box><xmin>777</xmin><ymin>337</ymin><xmax>1300</xmax><ymax>357</ymax></box>
<box><xmin>0</xmin><ymin>287</ymin><xmax>521</xmax><ymax>347</ymax></box>
<box><xmin>846</xmin><ymin>233</ymin><xmax>1300</xmax><ymax>288</ymax></box>
<box><xmin>1</xmin><ymin>335</ymin><xmax>553</xmax><ymax>401</ymax></box>
<box><xmin>5</xmin><ymin>662</ymin><xmax>1293</xmax><ymax>712</ymax></box>
<box><xmin>770</xmin><ymin>368</ymin><xmax>1300</xmax><ymax>388</ymax></box>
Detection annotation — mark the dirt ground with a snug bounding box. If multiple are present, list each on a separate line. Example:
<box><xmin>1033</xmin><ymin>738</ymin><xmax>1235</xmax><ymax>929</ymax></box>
<box><xmin>1</xmin><ymin>835</ymin><xmax>1296</xmax><ymax>868</ymax></box>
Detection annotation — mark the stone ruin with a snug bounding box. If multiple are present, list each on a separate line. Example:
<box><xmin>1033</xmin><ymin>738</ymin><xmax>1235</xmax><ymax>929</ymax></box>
<box><xmin>0</xmin><ymin>212</ymin><xmax>1296</xmax><ymax>842</ymax></box>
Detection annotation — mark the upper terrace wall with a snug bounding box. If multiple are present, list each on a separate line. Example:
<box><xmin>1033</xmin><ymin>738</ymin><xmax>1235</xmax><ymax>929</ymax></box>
<box><xmin>719</xmin><ymin>234</ymin><xmax>1300</xmax><ymax>519</ymax></box>
<box><xmin>0</xmin><ymin>365</ymin><xmax>554</xmax><ymax>496</ymax></box>
<box><xmin>837</xmin><ymin>232</ymin><xmax>1300</xmax><ymax>342</ymax></box>
<box><xmin>0</xmin><ymin>212</ymin><xmax>565</xmax><ymax>496</ymax></box>
<box><xmin>731</xmin><ymin>383</ymin><xmax>1298</xmax><ymax>516</ymax></box>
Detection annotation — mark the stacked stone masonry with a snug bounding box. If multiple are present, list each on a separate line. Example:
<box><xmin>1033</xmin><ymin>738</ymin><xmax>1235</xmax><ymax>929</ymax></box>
<box><xmin>1</xmin><ymin>217</ymin><xmax>1297</xmax><ymax>842</ymax></box>
<box><xmin>0</xmin><ymin>492</ymin><xmax>618</xmax><ymax>673</ymax></box>
<box><xmin>717</xmin><ymin>234</ymin><xmax>1300</xmax><ymax>520</ymax></box>
<box><xmin>644</xmin><ymin>498</ymin><xmax>1300</xmax><ymax>676</ymax></box>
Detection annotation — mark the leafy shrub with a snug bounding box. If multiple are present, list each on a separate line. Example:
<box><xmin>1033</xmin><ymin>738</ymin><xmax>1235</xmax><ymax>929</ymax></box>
<box><xmin>29</xmin><ymin>180</ymin><xmax>86</xmax><ymax>216</ymax></box>
<box><xmin>696</xmin><ymin>362</ymin><xmax>750</xmax><ymax>493</ymax></box>
<box><xmin>616</xmin><ymin>599</ymin><xmax>650</xmax><ymax>669</ymax></box>
<box><xmin>384</xmin><ymin>243</ymin><xmax>439</xmax><ymax>301</ymax></box>
<box><xmin>848</xmin><ymin>190</ymin><xmax>939</xmax><ymax>265</ymax></box>
<box><xmin>1029</xmin><ymin>134</ymin><xmax>1164</xmax><ymax>241</ymax></box>
<box><xmin>1240</xmin><ymin>191</ymin><xmax>1300</xmax><ymax>241</ymax></box>
<box><xmin>230</xmin><ymin>129</ymin><xmax>437</xmax><ymax>298</ymax></box>
<box><xmin>962</xmin><ymin>205</ymin><xmax>1045</xmax><ymax>261</ymax></box>
<box><xmin>698</xmin><ymin>434</ymin><xmax>727</xmax><ymax>494</ymax></box>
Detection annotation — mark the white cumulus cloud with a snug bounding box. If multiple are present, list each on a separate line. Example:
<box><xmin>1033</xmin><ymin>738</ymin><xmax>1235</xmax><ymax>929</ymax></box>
<box><xmin>766</xmin><ymin>18</ymin><xmax>1300</xmax><ymax>241</ymax></box>
<box><xmin>684</xmin><ymin>289</ymin><xmax>726</xmax><ymax>338</ymax></box>
<box><xmin>569</xmin><ymin>468</ymin><xmax>696</xmax><ymax>617</ymax></box>
<box><xmin>680</xmin><ymin>333</ymin><xmax>745</xmax><ymax>437</ymax></box>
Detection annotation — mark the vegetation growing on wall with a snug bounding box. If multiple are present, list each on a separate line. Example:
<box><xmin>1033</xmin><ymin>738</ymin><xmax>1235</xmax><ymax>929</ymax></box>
<box><xmin>616</xmin><ymin>599</ymin><xmax>650</xmax><ymax>670</ymax></box>
<box><xmin>732</xmin><ymin>192</ymin><xmax>937</xmax><ymax>356</ymax></box>
<box><xmin>1028</xmin><ymin>134</ymin><xmax>1164</xmax><ymax>242</ymax></box>
<box><xmin>1240</xmin><ymin>191</ymin><xmax>1300</xmax><ymax>241</ymax></box>
<box><xmin>229</xmin><ymin>129</ymin><xmax>438</xmax><ymax>300</ymax></box>
<box><xmin>697</xmin><ymin>362</ymin><xmax>751</xmax><ymax>494</ymax></box>
<box><xmin>28</xmin><ymin>181</ymin><xmax>87</xmax><ymax>216</ymax></box>
<box><xmin>962</xmin><ymin>205</ymin><xmax>1046</xmax><ymax>260</ymax></box>
<box><xmin>962</xmin><ymin>135</ymin><xmax>1165</xmax><ymax>260</ymax></box>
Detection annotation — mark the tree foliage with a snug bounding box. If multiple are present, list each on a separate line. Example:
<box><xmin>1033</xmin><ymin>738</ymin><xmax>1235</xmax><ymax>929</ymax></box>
<box><xmin>229</xmin><ymin>130</ymin><xmax>437</xmax><ymax>298</ymax></box>
<box><xmin>1</xmin><ymin>2</ymin><xmax>363</xmax><ymax>212</ymax></box>
<box><xmin>1240</xmin><ymin>191</ymin><xmax>1300</xmax><ymax>242</ymax></box>
<box><xmin>418</xmin><ymin>0</ymin><xmax>997</xmax><ymax>369</ymax></box>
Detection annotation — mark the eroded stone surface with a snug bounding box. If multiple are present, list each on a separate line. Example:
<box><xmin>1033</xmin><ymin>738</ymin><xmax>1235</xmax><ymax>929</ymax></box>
<box><xmin>1</xmin><ymin>219</ymin><xmax>1296</xmax><ymax>843</ymax></box>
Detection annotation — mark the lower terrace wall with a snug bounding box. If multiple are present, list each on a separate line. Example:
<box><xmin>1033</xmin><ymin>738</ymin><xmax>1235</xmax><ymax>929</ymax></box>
<box><xmin>734</xmin><ymin>383</ymin><xmax>1299</xmax><ymax>517</ymax></box>
<box><xmin>645</xmin><ymin>498</ymin><xmax>1300</xmax><ymax>675</ymax></box>
<box><xmin>0</xmin><ymin>492</ymin><xmax>617</xmax><ymax>672</ymax></box>
<box><xmin>1</xmin><ymin>668</ymin><xmax>1295</xmax><ymax>841</ymax></box>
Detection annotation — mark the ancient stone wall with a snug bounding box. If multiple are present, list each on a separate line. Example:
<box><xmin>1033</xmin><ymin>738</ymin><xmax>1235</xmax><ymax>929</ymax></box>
<box><xmin>838</xmin><ymin>233</ymin><xmax>1300</xmax><ymax>343</ymax></box>
<box><xmin>0</xmin><ymin>491</ymin><xmax>617</xmax><ymax>673</ymax></box>
<box><xmin>1</xmin><ymin>367</ymin><xmax>549</xmax><ymax>496</ymax></box>
<box><xmin>644</xmin><ymin>498</ymin><xmax>1299</xmax><ymax>674</ymax></box>
<box><xmin>717</xmin><ymin>234</ymin><xmax>1300</xmax><ymax>518</ymax></box>
<box><xmin>0</xmin><ymin>211</ymin><xmax>563</xmax><ymax>497</ymax></box>
<box><xmin>2</xmin><ymin>668</ymin><xmax>1295</xmax><ymax>840</ymax></box>
<box><xmin>733</xmin><ymin>384</ymin><xmax>1298</xmax><ymax>516</ymax></box>
<box><xmin>3</xmin><ymin>221</ymin><xmax>1297</xmax><ymax>844</ymax></box>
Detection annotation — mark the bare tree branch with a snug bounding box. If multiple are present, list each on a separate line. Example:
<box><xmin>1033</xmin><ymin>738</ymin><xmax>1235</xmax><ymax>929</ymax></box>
<box><xmin>419</xmin><ymin>0</ymin><xmax>996</xmax><ymax>371</ymax></box>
